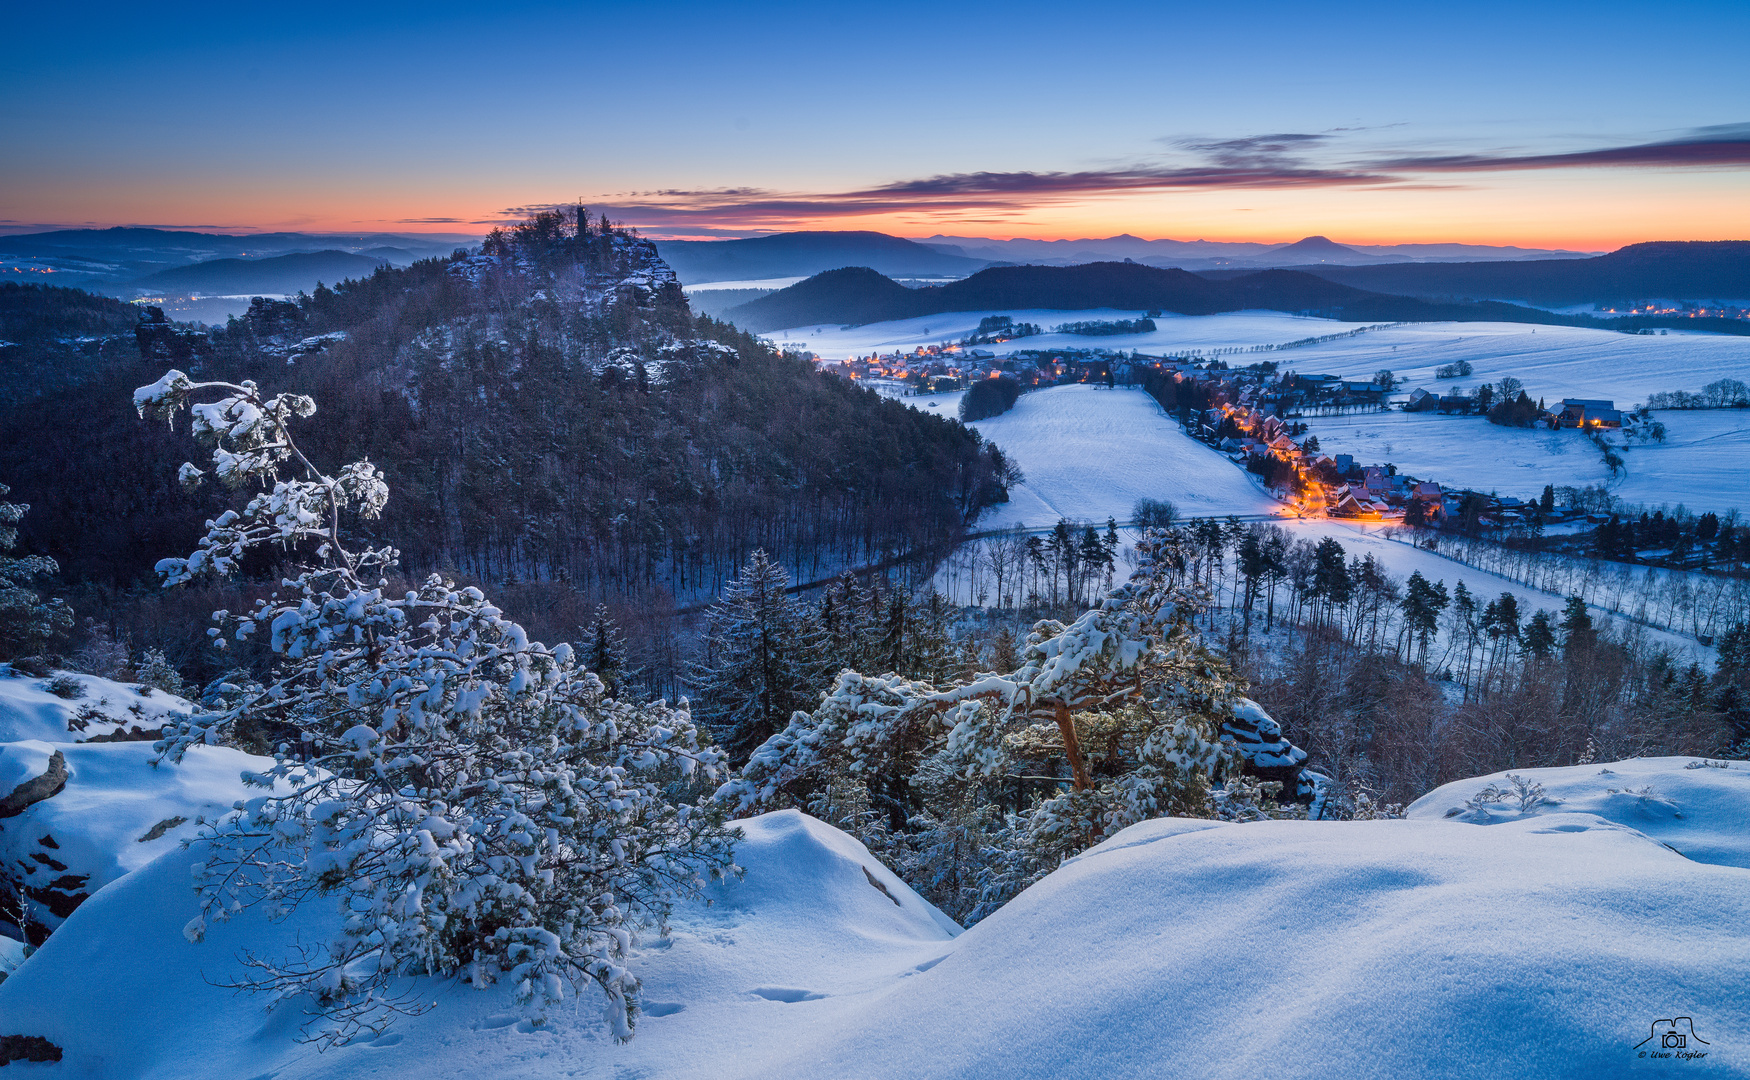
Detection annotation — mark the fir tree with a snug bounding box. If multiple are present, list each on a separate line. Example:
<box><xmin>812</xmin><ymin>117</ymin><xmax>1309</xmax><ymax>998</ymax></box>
<box><xmin>581</xmin><ymin>604</ymin><xmax>636</xmax><ymax>697</ymax></box>
<box><xmin>0</xmin><ymin>483</ymin><xmax>73</xmax><ymax>659</ymax></box>
<box><xmin>692</xmin><ymin>549</ymin><xmax>823</xmax><ymax>762</ymax></box>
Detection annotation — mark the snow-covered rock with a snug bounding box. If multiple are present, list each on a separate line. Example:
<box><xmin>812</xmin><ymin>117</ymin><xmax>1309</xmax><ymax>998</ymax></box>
<box><xmin>1406</xmin><ymin>755</ymin><xmax>1750</xmax><ymax>868</ymax></box>
<box><xmin>3</xmin><ymin>769</ymin><xmax>1746</xmax><ymax>1078</ymax></box>
<box><xmin>0</xmin><ymin>665</ymin><xmax>200</xmax><ymax>743</ymax></box>
<box><xmin>0</xmin><ymin>740</ymin><xmax>67</xmax><ymax>816</ymax></box>
<box><xmin>0</xmin><ymin>742</ymin><xmax>269</xmax><ymax>933</ymax></box>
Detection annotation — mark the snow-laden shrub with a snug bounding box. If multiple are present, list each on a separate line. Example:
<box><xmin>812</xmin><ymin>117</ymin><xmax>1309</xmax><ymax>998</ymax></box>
<box><xmin>137</xmin><ymin>371</ymin><xmax>736</xmax><ymax>1045</ymax></box>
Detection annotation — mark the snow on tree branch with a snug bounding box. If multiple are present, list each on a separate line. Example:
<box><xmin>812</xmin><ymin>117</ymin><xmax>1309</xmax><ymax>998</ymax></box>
<box><xmin>135</xmin><ymin>370</ymin><xmax>736</xmax><ymax>1046</ymax></box>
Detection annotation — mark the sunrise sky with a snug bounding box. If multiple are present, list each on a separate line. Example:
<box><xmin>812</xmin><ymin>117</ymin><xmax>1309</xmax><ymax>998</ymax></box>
<box><xmin>6</xmin><ymin>0</ymin><xmax>1748</xmax><ymax>248</ymax></box>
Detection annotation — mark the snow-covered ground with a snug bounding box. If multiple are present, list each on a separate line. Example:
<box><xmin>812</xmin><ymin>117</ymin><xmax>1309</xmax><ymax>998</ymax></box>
<box><xmin>958</xmin><ymin>384</ymin><xmax>1281</xmax><ymax>526</ymax></box>
<box><xmin>809</xmin><ymin>311</ymin><xmax>1750</xmax><ymax>512</ymax></box>
<box><xmin>778</xmin><ymin>308</ymin><xmax>1366</xmax><ymax>360</ymax></box>
<box><xmin>1301</xmin><ymin>408</ymin><xmax>1748</xmax><ymax>514</ymax></box>
<box><xmin>4</xmin><ymin>759</ymin><xmax>1747</xmax><ymax>1079</ymax></box>
<box><xmin>783</xmin><ymin>311</ymin><xmax>1749</xmax><ymax>412</ymax></box>
<box><xmin>0</xmin><ymin>740</ymin><xmax>270</xmax><ymax>931</ymax></box>
<box><xmin>0</xmin><ymin>665</ymin><xmax>201</xmax><ymax>743</ymax></box>
<box><xmin>922</xmin><ymin>388</ymin><xmax>1710</xmax><ymax>657</ymax></box>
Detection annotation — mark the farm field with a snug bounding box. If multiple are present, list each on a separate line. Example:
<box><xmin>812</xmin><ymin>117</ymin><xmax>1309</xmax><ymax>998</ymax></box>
<box><xmin>778</xmin><ymin>308</ymin><xmax>1368</xmax><ymax>359</ymax></box>
<box><xmin>828</xmin><ymin>310</ymin><xmax>1750</xmax><ymax>514</ymax></box>
<box><xmin>1300</xmin><ymin>408</ymin><xmax>1750</xmax><ymax>514</ymax></box>
<box><xmin>955</xmin><ymin>384</ymin><xmax>1281</xmax><ymax>526</ymax></box>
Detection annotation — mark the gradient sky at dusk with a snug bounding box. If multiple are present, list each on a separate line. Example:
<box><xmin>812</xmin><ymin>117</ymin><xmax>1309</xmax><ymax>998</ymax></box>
<box><xmin>5</xmin><ymin>0</ymin><xmax>1748</xmax><ymax>247</ymax></box>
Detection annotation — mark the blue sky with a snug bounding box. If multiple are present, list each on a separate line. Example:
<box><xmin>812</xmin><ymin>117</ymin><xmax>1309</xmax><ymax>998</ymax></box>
<box><xmin>4</xmin><ymin>0</ymin><xmax>1747</xmax><ymax>245</ymax></box>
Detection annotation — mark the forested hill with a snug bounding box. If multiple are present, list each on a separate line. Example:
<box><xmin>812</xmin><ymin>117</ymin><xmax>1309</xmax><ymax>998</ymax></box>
<box><xmin>1269</xmin><ymin>240</ymin><xmax>1750</xmax><ymax>306</ymax></box>
<box><xmin>0</xmin><ymin>210</ymin><xmax>1014</xmax><ymax>607</ymax></box>
<box><xmin>723</xmin><ymin>261</ymin><xmax>1605</xmax><ymax>332</ymax></box>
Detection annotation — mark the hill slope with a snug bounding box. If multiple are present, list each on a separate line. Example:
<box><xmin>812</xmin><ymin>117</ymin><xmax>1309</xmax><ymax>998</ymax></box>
<box><xmin>655</xmin><ymin>230</ymin><xmax>987</xmax><ymax>284</ymax></box>
<box><xmin>724</xmin><ymin>261</ymin><xmax>1598</xmax><ymax>332</ymax></box>
<box><xmin>128</xmin><ymin>250</ymin><xmax>390</xmax><ymax>296</ymax></box>
<box><xmin>0</xmin><ymin>216</ymin><xmax>1011</xmax><ymax>685</ymax></box>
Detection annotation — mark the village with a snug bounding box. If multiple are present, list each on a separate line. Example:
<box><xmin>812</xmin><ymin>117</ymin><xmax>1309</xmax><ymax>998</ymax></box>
<box><xmin>817</xmin><ymin>337</ymin><xmax>1634</xmax><ymax>531</ymax></box>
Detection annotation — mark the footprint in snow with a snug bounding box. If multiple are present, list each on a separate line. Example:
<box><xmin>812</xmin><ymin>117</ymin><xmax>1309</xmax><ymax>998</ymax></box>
<box><xmin>750</xmin><ymin>986</ymin><xmax>828</xmax><ymax>1002</ymax></box>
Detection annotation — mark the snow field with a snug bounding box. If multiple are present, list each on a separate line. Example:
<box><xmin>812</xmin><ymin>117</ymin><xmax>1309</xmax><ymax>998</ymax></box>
<box><xmin>780</xmin><ymin>308</ymin><xmax>1368</xmax><ymax>361</ymax></box>
<box><xmin>1407</xmin><ymin>756</ymin><xmax>1750</xmax><ymax>868</ymax></box>
<box><xmin>1300</xmin><ymin>408</ymin><xmax>1748</xmax><ymax>514</ymax></box>
<box><xmin>3</xmin><ymin>758</ymin><xmax>1747</xmax><ymax>1079</ymax></box>
<box><xmin>960</xmin><ymin>384</ymin><xmax>1280</xmax><ymax>526</ymax></box>
<box><xmin>1</xmin><ymin>740</ymin><xmax>271</xmax><ymax>930</ymax></box>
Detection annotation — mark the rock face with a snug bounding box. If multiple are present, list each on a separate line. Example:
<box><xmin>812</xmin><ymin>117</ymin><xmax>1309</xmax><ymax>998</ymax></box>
<box><xmin>1222</xmin><ymin>697</ymin><xmax>1323</xmax><ymax>799</ymax></box>
<box><xmin>133</xmin><ymin>306</ymin><xmax>212</xmax><ymax>362</ymax></box>
<box><xmin>0</xmin><ymin>744</ymin><xmax>67</xmax><ymax>817</ymax></box>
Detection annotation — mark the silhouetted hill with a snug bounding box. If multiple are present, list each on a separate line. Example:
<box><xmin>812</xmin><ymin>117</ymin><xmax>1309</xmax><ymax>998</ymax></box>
<box><xmin>723</xmin><ymin>261</ymin><xmax>1596</xmax><ymax>331</ymax></box>
<box><xmin>654</xmin><ymin>230</ymin><xmax>987</xmax><ymax>284</ymax></box>
<box><xmin>1270</xmin><ymin>241</ymin><xmax>1750</xmax><ymax>306</ymax></box>
<box><xmin>1260</xmin><ymin>235</ymin><xmax>1387</xmax><ymax>265</ymax></box>
<box><xmin>129</xmin><ymin>250</ymin><xmax>390</xmax><ymax>296</ymax></box>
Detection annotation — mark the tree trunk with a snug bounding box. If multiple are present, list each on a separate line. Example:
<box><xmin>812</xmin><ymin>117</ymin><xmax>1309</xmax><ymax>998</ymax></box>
<box><xmin>1054</xmin><ymin>703</ymin><xmax>1093</xmax><ymax>791</ymax></box>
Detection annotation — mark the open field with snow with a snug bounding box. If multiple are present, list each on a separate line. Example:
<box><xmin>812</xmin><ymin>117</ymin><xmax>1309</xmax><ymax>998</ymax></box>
<box><xmin>956</xmin><ymin>384</ymin><xmax>1280</xmax><ymax>526</ymax></box>
<box><xmin>1300</xmin><ymin>408</ymin><xmax>1750</xmax><ymax>514</ymax></box>
<box><xmin>778</xmin><ymin>308</ymin><xmax>1371</xmax><ymax>360</ymax></box>
<box><xmin>781</xmin><ymin>311</ymin><xmax>1749</xmax><ymax>407</ymax></box>
<box><xmin>1271</xmin><ymin>321</ymin><xmax>1750</xmax><ymax>405</ymax></box>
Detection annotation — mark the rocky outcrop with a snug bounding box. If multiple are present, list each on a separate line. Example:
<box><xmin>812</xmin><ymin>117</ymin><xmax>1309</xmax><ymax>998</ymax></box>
<box><xmin>0</xmin><ymin>1034</ymin><xmax>63</xmax><ymax>1065</ymax></box>
<box><xmin>0</xmin><ymin>748</ymin><xmax>66</xmax><ymax>818</ymax></box>
<box><xmin>133</xmin><ymin>307</ymin><xmax>213</xmax><ymax>363</ymax></box>
<box><xmin>1222</xmin><ymin>698</ymin><xmax>1325</xmax><ymax>801</ymax></box>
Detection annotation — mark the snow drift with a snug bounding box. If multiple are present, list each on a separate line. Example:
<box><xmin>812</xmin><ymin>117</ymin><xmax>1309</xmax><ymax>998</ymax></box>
<box><xmin>0</xmin><ymin>665</ymin><xmax>200</xmax><ymax>744</ymax></box>
<box><xmin>1</xmin><ymin>763</ymin><xmax>1746</xmax><ymax>1078</ymax></box>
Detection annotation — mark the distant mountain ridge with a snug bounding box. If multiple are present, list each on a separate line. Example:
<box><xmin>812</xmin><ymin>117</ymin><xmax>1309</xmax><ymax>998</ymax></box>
<box><xmin>723</xmin><ymin>262</ymin><xmax>1600</xmax><ymax>332</ymax></box>
<box><xmin>918</xmin><ymin>232</ymin><xmax>1596</xmax><ymax>267</ymax></box>
<box><xmin>654</xmin><ymin>231</ymin><xmax>987</xmax><ymax>284</ymax></box>
<box><xmin>1276</xmin><ymin>241</ymin><xmax>1750</xmax><ymax>306</ymax></box>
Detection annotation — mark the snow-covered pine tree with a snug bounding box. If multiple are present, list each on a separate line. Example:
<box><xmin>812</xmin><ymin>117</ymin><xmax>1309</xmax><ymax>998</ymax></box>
<box><xmin>581</xmin><ymin>604</ymin><xmax>637</xmax><ymax>698</ymax></box>
<box><xmin>0</xmin><ymin>483</ymin><xmax>73</xmax><ymax>660</ymax></box>
<box><xmin>135</xmin><ymin>371</ymin><xmax>735</xmax><ymax>1045</ymax></box>
<box><xmin>691</xmin><ymin>549</ymin><xmax>824</xmax><ymax>763</ymax></box>
<box><xmin>720</xmin><ymin>528</ymin><xmax>1237</xmax><ymax>890</ymax></box>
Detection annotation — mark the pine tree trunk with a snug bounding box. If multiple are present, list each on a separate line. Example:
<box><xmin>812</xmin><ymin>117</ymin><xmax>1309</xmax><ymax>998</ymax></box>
<box><xmin>1054</xmin><ymin>704</ymin><xmax>1093</xmax><ymax>791</ymax></box>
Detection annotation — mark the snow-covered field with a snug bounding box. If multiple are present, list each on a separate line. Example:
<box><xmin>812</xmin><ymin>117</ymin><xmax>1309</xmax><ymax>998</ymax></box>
<box><xmin>779</xmin><ymin>308</ymin><xmax>1366</xmax><ymax>360</ymax></box>
<box><xmin>957</xmin><ymin>384</ymin><xmax>1281</xmax><ymax>526</ymax></box>
<box><xmin>4</xmin><ymin>761</ymin><xmax>1747</xmax><ymax>1079</ymax></box>
<box><xmin>921</xmin><ymin>388</ymin><xmax>1711</xmax><ymax>657</ymax></box>
<box><xmin>1301</xmin><ymin>408</ymin><xmax>1748</xmax><ymax>514</ymax></box>
<box><xmin>784</xmin><ymin>311</ymin><xmax>1749</xmax><ymax>412</ymax></box>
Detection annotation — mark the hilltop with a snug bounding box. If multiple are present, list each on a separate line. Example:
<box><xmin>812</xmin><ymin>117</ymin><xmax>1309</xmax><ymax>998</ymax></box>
<box><xmin>654</xmin><ymin>230</ymin><xmax>987</xmax><ymax>284</ymax></box>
